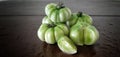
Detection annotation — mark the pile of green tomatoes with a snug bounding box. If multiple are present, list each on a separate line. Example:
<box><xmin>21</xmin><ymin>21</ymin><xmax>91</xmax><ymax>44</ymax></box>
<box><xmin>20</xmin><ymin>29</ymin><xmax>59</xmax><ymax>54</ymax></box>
<box><xmin>37</xmin><ymin>3</ymin><xmax>99</xmax><ymax>54</ymax></box>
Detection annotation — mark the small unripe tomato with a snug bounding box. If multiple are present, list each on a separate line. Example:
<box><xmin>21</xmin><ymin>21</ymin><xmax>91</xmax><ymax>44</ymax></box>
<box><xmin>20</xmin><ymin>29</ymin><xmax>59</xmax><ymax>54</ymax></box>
<box><xmin>37</xmin><ymin>23</ymin><xmax>69</xmax><ymax>44</ymax></box>
<box><xmin>70</xmin><ymin>22</ymin><xmax>99</xmax><ymax>46</ymax></box>
<box><xmin>67</xmin><ymin>12</ymin><xmax>93</xmax><ymax>27</ymax></box>
<box><xmin>45</xmin><ymin>3</ymin><xmax>72</xmax><ymax>23</ymax></box>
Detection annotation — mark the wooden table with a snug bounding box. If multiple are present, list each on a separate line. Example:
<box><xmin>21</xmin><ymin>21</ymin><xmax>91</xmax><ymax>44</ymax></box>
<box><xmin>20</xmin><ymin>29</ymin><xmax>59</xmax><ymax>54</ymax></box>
<box><xmin>0</xmin><ymin>0</ymin><xmax>120</xmax><ymax>57</ymax></box>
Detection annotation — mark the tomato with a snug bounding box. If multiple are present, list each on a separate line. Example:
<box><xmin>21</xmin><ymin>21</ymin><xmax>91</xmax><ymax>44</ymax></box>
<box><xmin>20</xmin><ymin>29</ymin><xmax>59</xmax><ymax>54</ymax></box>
<box><xmin>45</xmin><ymin>3</ymin><xmax>71</xmax><ymax>23</ymax></box>
<box><xmin>70</xmin><ymin>22</ymin><xmax>99</xmax><ymax>46</ymax></box>
<box><xmin>67</xmin><ymin>12</ymin><xmax>93</xmax><ymax>27</ymax></box>
<box><xmin>57</xmin><ymin>36</ymin><xmax>77</xmax><ymax>54</ymax></box>
<box><xmin>42</xmin><ymin>16</ymin><xmax>53</xmax><ymax>25</ymax></box>
<box><xmin>37</xmin><ymin>23</ymin><xmax>69</xmax><ymax>44</ymax></box>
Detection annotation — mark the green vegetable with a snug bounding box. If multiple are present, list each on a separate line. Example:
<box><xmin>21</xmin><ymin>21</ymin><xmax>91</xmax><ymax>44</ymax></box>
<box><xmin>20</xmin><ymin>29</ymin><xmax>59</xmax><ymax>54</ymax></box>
<box><xmin>42</xmin><ymin>16</ymin><xmax>53</xmax><ymax>25</ymax></box>
<box><xmin>37</xmin><ymin>23</ymin><xmax>69</xmax><ymax>44</ymax></box>
<box><xmin>45</xmin><ymin>3</ymin><xmax>71</xmax><ymax>23</ymax></box>
<box><xmin>57</xmin><ymin>36</ymin><xmax>77</xmax><ymax>54</ymax></box>
<box><xmin>37</xmin><ymin>3</ymin><xmax>100</xmax><ymax>54</ymax></box>
<box><xmin>70</xmin><ymin>22</ymin><xmax>99</xmax><ymax>46</ymax></box>
<box><xmin>67</xmin><ymin>12</ymin><xmax>93</xmax><ymax>27</ymax></box>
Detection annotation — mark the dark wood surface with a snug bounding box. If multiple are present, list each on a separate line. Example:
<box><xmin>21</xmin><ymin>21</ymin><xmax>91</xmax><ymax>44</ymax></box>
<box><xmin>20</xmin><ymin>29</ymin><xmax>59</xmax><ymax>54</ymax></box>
<box><xmin>0</xmin><ymin>0</ymin><xmax>120</xmax><ymax>57</ymax></box>
<box><xmin>0</xmin><ymin>0</ymin><xmax>120</xmax><ymax>15</ymax></box>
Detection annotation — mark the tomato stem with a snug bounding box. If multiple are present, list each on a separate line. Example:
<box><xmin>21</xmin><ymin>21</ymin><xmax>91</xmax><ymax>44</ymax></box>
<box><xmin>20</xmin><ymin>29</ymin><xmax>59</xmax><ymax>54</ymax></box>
<box><xmin>48</xmin><ymin>24</ymin><xmax>56</xmax><ymax>27</ymax></box>
<box><xmin>57</xmin><ymin>2</ymin><xmax>65</xmax><ymax>9</ymax></box>
<box><xmin>77</xmin><ymin>12</ymin><xmax>83</xmax><ymax>17</ymax></box>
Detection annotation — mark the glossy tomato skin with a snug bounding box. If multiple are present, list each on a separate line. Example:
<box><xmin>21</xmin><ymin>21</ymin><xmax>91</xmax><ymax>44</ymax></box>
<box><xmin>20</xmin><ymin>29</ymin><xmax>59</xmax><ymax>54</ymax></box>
<box><xmin>66</xmin><ymin>13</ymin><xmax>78</xmax><ymax>28</ymax></box>
<box><xmin>42</xmin><ymin>16</ymin><xmax>53</xmax><ymax>25</ymax></box>
<box><xmin>67</xmin><ymin>13</ymin><xmax>93</xmax><ymax>27</ymax></box>
<box><xmin>37</xmin><ymin>23</ymin><xmax>69</xmax><ymax>44</ymax></box>
<box><xmin>84</xmin><ymin>25</ymin><xmax>99</xmax><ymax>45</ymax></box>
<box><xmin>45</xmin><ymin>28</ymin><xmax>55</xmax><ymax>44</ymax></box>
<box><xmin>70</xmin><ymin>23</ymin><xmax>84</xmax><ymax>46</ymax></box>
<box><xmin>45</xmin><ymin>3</ymin><xmax>71</xmax><ymax>23</ymax></box>
<box><xmin>57</xmin><ymin>36</ymin><xmax>77</xmax><ymax>54</ymax></box>
<box><xmin>37</xmin><ymin>24</ymin><xmax>49</xmax><ymax>41</ymax></box>
<box><xmin>70</xmin><ymin>22</ymin><xmax>99</xmax><ymax>46</ymax></box>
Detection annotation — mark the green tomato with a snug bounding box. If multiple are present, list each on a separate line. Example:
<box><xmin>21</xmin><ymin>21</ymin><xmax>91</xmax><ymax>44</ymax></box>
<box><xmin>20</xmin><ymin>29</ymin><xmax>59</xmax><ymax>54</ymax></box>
<box><xmin>67</xmin><ymin>12</ymin><xmax>93</xmax><ymax>27</ymax></box>
<box><xmin>70</xmin><ymin>22</ymin><xmax>99</xmax><ymax>46</ymax></box>
<box><xmin>57</xmin><ymin>36</ymin><xmax>77</xmax><ymax>54</ymax></box>
<box><xmin>45</xmin><ymin>28</ymin><xmax>55</xmax><ymax>44</ymax></box>
<box><xmin>37</xmin><ymin>24</ymin><xmax>49</xmax><ymax>41</ymax></box>
<box><xmin>42</xmin><ymin>16</ymin><xmax>53</xmax><ymax>25</ymax></box>
<box><xmin>66</xmin><ymin>13</ymin><xmax>78</xmax><ymax>27</ymax></box>
<box><xmin>45</xmin><ymin>3</ymin><xmax>71</xmax><ymax>23</ymax></box>
<box><xmin>37</xmin><ymin>23</ymin><xmax>69</xmax><ymax>44</ymax></box>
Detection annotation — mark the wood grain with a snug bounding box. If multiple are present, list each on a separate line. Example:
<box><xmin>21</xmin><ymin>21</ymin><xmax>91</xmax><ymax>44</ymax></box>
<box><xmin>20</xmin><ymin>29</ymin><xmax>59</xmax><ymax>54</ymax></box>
<box><xmin>0</xmin><ymin>16</ymin><xmax>120</xmax><ymax>57</ymax></box>
<box><xmin>0</xmin><ymin>0</ymin><xmax>120</xmax><ymax>57</ymax></box>
<box><xmin>0</xmin><ymin>0</ymin><xmax>120</xmax><ymax>15</ymax></box>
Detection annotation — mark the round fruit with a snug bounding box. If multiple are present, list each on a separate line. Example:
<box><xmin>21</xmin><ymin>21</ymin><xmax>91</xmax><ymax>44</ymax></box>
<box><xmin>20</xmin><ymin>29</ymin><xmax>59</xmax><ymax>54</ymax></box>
<box><xmin>45</xmin><ymin>3</ymin><xmax>71</xmax><ymax>23</ymax></box>
<box><xmin>70</xmin><ymin>22</ymin><xmax>99</xmax><ymax>46</ymax></box>
<box><xmin>37</xmin><ymin>23</ymin><xmax>69</xmax><ymax>44</ymax></box>
<box><xmin>42</xmin><ymin>16</ymin><xmax>53</xmax><ymax>25</ymax></box>
<box><xmin>67</xmin><ymin>12</ymin><xmax>93</xmax><ymax>27</ymax></box>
